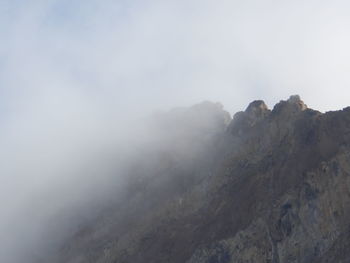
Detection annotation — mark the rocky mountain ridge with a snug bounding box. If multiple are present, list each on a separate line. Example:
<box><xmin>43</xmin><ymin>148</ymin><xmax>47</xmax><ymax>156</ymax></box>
<box><xmin>50</xmin><ymin>96</ymin><xmax>350</xmax><ymax>263</ymax></box>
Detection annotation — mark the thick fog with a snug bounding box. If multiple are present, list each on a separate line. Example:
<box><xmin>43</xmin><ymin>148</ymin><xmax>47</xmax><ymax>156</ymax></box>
<box><xmin>1</xmin><ymin>0</ymin><xmax>350</xmax><ymax>262</ymax></box>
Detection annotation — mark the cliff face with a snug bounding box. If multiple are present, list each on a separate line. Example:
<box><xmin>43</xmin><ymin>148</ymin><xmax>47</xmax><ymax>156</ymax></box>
<box><xmin>53</xmin><ymin>96</ymin><xmax>350</xmax><ymax>263</ymax></box>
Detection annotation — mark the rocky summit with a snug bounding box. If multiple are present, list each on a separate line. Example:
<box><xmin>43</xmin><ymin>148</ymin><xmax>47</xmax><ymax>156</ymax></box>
<box><xmin>50</xmin><ymin>96</ymin><xmax>350</xmax><ymax>263</ymax></box>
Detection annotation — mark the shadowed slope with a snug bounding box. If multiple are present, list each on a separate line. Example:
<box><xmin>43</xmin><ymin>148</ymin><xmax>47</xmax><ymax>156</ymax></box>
<box><xmin>50</xmin><ymin>96</ymin><xmax>350</xmax><ymax>263</ymax></box>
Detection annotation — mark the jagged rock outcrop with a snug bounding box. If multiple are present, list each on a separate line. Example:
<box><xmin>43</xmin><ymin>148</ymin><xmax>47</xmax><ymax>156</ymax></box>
<box><xmin>228</xmin><ymin>100</ymin><xmax>270</xmax><ymax>136</ymax></box>
<box><xmin>49</xmin><ymin>96</ymin><xmax>350</xmax><ymax>263</ymax></box>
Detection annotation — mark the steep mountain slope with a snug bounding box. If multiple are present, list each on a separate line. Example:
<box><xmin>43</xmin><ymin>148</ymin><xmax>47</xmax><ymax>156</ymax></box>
<box><xmin>52</xmin><ymin>96</ymin><xmax>350</xmax><ymax>263</ymax></box>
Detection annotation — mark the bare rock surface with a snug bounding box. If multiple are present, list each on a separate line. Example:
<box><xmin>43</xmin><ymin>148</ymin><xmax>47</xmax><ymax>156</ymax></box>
<box><xmin>49</xmin><ymin>96</ymin><xmax>350</xmax><ymax>263</ymax></box>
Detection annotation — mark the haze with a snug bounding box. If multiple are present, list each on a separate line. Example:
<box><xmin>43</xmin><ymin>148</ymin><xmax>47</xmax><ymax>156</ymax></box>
<box><xmin>1</xmin><ymin>0</ymin><xmax>350</xmax><ymax>262</ymax></box>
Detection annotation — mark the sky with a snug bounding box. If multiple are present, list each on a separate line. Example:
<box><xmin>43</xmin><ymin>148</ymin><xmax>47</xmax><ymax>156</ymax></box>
<box><xmin>1</xmin><ymin>0</ymin><xmax>350</xmax><ymax>119</ymax></box>
<box><xmin>1</xmin><ymin>0</ymin><xmax>350</xmax><ymax>262</ymax></box>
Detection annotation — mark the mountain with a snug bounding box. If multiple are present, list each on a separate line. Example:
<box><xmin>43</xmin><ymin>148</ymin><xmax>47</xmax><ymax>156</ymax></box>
<box><xmin>51</xmin><ymin>96</ymin><xmax>350</xmax><ymax>263</ymax></box>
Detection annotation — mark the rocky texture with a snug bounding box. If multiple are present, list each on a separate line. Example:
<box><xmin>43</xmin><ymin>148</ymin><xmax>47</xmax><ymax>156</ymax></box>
<box><xmin>50</xmin><ymin>96</ymin><xmax>350</xmax><ymax>263</ymax></box>
<box><xmin>228</xmin><ymin>99</ymin><xmax>270</xmax><ymax>136</ymax></box>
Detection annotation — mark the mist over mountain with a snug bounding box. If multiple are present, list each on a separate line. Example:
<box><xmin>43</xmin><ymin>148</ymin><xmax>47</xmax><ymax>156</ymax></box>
<box><xmin>21</xmin><ymin>95</ymin><xmax>350</xmax><ymax>263</ymax></box>
<box><xmin>3</xmin><ymin>1</ymin><xmax>350</xmax><ymax>263</ymax></box>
